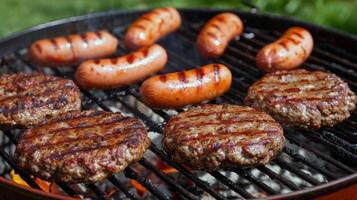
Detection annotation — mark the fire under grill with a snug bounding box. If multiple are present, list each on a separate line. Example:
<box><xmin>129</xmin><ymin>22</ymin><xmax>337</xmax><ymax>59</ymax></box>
<box><xmin>0</xmin><ymin>8</ymin><xmax>356</xmax><ymax>200</ymax></box>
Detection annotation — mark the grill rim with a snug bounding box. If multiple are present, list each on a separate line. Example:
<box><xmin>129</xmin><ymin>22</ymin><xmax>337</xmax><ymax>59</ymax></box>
<box><xmin>0</xmin><ymin>8</ymin><xmax>356</xmax><ymax>200</ymax></box>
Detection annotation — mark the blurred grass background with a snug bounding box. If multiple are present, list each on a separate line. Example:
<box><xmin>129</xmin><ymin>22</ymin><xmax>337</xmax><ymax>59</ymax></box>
<box><xmin>0</xmin><ymin>0</ymin><xmax>356</xmax><ymax>39</ymax></box>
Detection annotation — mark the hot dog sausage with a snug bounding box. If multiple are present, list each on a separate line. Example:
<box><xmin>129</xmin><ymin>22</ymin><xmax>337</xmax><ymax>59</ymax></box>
<box><xmin>29</xmin><ymin>30</ymin><xmax>118</xmax><ymax>67</ymax></box>
<box><xmin>196</xmin><ymin>13</ymin><xmax>243</xmax><ymax>58</ymax></box>
<box><xmin>256</xmin><ymin>27</ymin><xmax>313</xmax><ymax>72</ymax></box>
<box><xmin>124</xmin><ymin>7</ymin><xmax>181</xmax><ymax>50</ymax></box>
<box><xmin>140</xmin><ymin>64</ymin><xmax>232</xmax><ymax>109</ymax></box>
<box><xmin>75</xmin><ymin>44</ymin><xmax>167</xmax><ymax>89</ymax></box>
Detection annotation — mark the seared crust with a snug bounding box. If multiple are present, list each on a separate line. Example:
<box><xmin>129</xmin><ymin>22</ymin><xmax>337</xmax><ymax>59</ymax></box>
<box><xmin>15</xmin><ymin>110</ymin><xmax>150</xmax><ymax>183</ymax></box>
<box><xmin>0</xmin><ymin>72</ymin><xmax>81</xmax><ymax>128</ymax></box>
<box><xmin>245</xmin><ymin>69</ymin><xmax>356</xmax><ymax>129</ymax></box>
<box><xmin>163</xmin><ymin>104</ymin><xmax>285</xmax><ymax>171</ymax></box>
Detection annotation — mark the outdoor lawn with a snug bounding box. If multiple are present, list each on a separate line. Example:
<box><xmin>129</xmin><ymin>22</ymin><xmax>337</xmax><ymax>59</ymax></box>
<box><xmin>0</xmin><ymin>0</ymin><xmax>356</xmax><ymax>39</ymax></box>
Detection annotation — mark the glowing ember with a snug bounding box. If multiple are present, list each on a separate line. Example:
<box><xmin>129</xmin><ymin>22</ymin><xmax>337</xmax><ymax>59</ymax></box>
<box><xmin>130</xmin><ymin>180</ymin><xmax>147</xmax><ymax>196</ymax></box>
<box><xmin>10</xmin><ymin>170</ymin><xmax>52</xmax><ymax>192</ymax></box>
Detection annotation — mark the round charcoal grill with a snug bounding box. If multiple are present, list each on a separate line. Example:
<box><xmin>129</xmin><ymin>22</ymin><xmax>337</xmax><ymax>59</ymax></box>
<box><xmin>0</xmin><ymin>7</ymin><xmax>356</xmax><ymax>200</ymax></box>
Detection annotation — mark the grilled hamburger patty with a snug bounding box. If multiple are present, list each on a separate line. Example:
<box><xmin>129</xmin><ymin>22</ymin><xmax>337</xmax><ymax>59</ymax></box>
<box><xmin>0</xmin><ymin>72</ymin><xmax>81</xmax><ymax>128</ymax></box>
<box><xmin>15</xmin><ymin>110</ymin><xmax>150</xmax><ymax>183</ymax></box>
<box><xmin>245</xmin><ymin>69</ymin><xmax>356</xmax><ymax>129</ymax></box>
<box><xmin>163</xmin><ymin>104</ymin><xmax>285</xmax><ymax>170</ymax></box>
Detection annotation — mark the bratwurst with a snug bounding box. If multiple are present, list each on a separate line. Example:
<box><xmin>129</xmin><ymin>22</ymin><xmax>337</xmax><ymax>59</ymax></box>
<box><xmin>256</xmin><ymin>27</ymin><xmax>313</xmax><ymax>72</ymax></box>
<box><xmin>75</xmin><ymin>44</ymin><xmax>167</xmax><ymax>89</ymax></box>
<box><xmin>29</xmin><ymin>30</ymin><xmax>118</xmax><ymax>67</ymax></box>
<box><xmin>124</xmin><ymin>7</ymin><xmax>181</xmax><ymax>50</ymax></box>
<box><xmin>196</xmin><ymin>13</ymin><xmax>243</xmax><ymax>58</ymax></box>
<box><xmin>140</xmin><ymin>64</ymin><xmax>232</xmax><ymax>109</ymax></box>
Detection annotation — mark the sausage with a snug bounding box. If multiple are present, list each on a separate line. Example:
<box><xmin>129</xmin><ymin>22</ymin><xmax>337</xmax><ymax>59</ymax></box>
<box><xmin>75</xmin><ymin>44</ymin><xmax>167</xmax><ymax>89</ymax></box>
<box><xmin>29</xmin><ymin>30</ymin><xmax>118</xmax><ymax>67</ymax></box>
<box><xmin>256</xmin><ymin>27</ymin><xmax>314</xmax><ymax>72</ymax></box>
<box><xmin>140</xmin><ymin>64</ymin><xmax>232</xmax><ymax>109</ymax></box>
<box><xmin>196</xmin><ymin>13</ymin><xmax>243</xmax><ymax>58</ymax></box>
<box><xmin>124</xmin><ymin>7</ymin><xmax>181</xmax><ymax>50</ymax></box>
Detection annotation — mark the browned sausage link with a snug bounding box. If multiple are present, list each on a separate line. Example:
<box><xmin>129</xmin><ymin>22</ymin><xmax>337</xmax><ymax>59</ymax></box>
<box><xmin>196</xmin><ymin>13</ymin><xmax>243</xmax><ymax>58</ymax></box>
<box><xmin>124</xmin><ymin>7</ymin><xmax>181</xmax><ymax>50</ymax></box>
<box><xmin>29</xmin><ymin>30</ymin><xmax>118</xmax><ymax>67</ymax></box>
<box><xmin>140</xmin><ymin>64</ymin><xmax>232</xmax><ymax>109</ymax></box>
<box><xmin>75</xmin><ymin>44</ymin><xmax>167</xmax><ymax>89</ymax></box>
<box><xmin>256</xmin><ymin>27</ymin><xmax>314</xmax><ymax>72</ymax></box>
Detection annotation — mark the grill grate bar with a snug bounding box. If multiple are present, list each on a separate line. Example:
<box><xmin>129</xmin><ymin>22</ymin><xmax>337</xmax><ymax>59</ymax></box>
<box><xmin>234</xmin><ymin>169</ymin><xmax>278</xmax><ymax>195</ymax></box>
<box><xmin>139</xmin><ymin>158</ymin><xmax>199</xmax><ymax>200</ymax></box>
<box><xmin>284</xmin><ymin>132</ymin><xmax>355</xmax><ymax>174</ymax></box>
<box><xmin>87</xmin><ymin>184</ymin><xmax>106</xmax><ymax>200</ymax></box>
<box><xmin>108</xmin><ymin>176</ymin><xmax>139</xmax><ymax>200</ymax></box>
<box><xmin>124</xmin><ymin>167</ymin><xmax>171</xmax><ymax>200</ymax></box>
<box><xmin>273</xmin><ymin>157</ymin><xmax>321</xmax><ymax>185</ymax></box>
<box><xmin>256</xmin><ymin>165</ymin><xmax>300</xmax><ymax>191</ymax></box>
<box><xmin>209</xmin><ymin>171</ymin><xmax>253</xmax><ymax>199</ymax></box>
<box><xmin>282</xmin><ymin>147</ymin><xmax>339</xmax><ymax>180</ymax></box>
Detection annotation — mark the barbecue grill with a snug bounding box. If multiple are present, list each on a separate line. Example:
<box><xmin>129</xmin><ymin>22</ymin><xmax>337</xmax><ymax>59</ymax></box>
<box><xmin>0</xmin><ymin>6</ymin><xmax>356</xmax><ymax>200</ymax></box>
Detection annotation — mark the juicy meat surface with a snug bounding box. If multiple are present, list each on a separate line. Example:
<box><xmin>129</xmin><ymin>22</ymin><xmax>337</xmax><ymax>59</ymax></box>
<box><xmin>163</xmin><ymin>104</ymin><xmax>285</xmax><ymax>170</ymax></box>
<box><xmin>15</xmin><ymin>110</ymin><xmax>150</xmax><ymax>184</ymax></box>
<box><xmin>0</xmin><ymin>72</ymin><xmax>81</xmax><ymax>128</ymax></box>
<box><xmin>245</xmin><ymin>69</ymin><xmax>356</xmax><ymax>129</ymax></box>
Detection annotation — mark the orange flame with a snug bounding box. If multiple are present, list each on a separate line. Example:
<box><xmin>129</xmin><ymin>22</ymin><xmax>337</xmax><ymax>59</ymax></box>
<box><xmin>130</xmin><ymin>180</ymin><xmax>147</xmax><ymax>196</ymax></box>
<box><xmin>10</xmin><ymin>170</ymin><xmax>52</xmax><ymax>192</ymax></box>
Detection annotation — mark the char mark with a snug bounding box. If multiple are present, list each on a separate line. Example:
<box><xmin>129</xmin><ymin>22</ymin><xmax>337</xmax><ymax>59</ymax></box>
<box><xmin>126</xmin><ymin>54</ymin><xmax>135</xmax><ymax>64</ymax></box>
<box><xmin>95</xmin><ymin>31</ymin><xmax>103</xmax><ymax>39</ymax></box>
<box><xmin>216</xmin><ymin>16</ymin><xmax>227</xmax><ymax>23</ymax></box>
<box><xmin>278</xmin><ymin>41</ymin><xmax>289</xmax><ymax>51</ymax></box>
<box><xmin>110</xmin><ymin>58</ymin><xmax>118</xmax><ymax>65</ymax></box>
<box><xmin>49</xmin><ymin>39</ymin><xmax>59</xmax><ymax>50</ymax></box>
<box><xmin>211</xmin><ymin>24</ymin><xmax>223</xmax><ymax>34</ymax></box>
<box><xmin>142</xmin><ymin>47</ymin><xmax>149</xmax><ymax>57</ymax></box>
<box><xmin>79</xmin><ymin>33</ymin><xmax>89</xmax><ymax>45</ymax></box>
<box><xmin>141</xmin><ymin>16</ymin><xmax>152</xmax><ymax>22</ymax></box>
<box><xmin>196</xmin><ymin>68</ymin><xmax>205</xmax><ymax>82</ymax></box>
<box><xmin>34</xmin><ymin>44</ymin><xmax>42</xmax><ymax>53</ymax></box>
<box><xmin>287</xmin><ymin>37</ymin><xmax>300</xmax><ymax>45</ymax></box>
<box><xmin>206</xmin><ymin>32</ymin><xmax>218</xmax><ymax>41</ymax></box>
<box><xmin>159</xmin><ymin>75</ymin><xmax>167</xmax><ymax>83</ymax></box>
<box><xmin>93</xmin><ymin>60</ymin><xmax>101</xmax><ymax>65</ymax></box>
<box><xmin>213</xmin><ymin>64</ymin><xmax>220</xmax><ymax>85</ymax></box>
<box><xmin>133</xmin><ymin>24</ymin><xmax>146</xmax><ymax>30</ymax></box>
<box><xmin>292</xmin><ymin>31</ymin><xmax>304</xmax><ymax>39</ymax></box>
<box><xmin>178</xmin><ymin>72</ymin><xmax>188</xmax><ymax>83</ymax></box>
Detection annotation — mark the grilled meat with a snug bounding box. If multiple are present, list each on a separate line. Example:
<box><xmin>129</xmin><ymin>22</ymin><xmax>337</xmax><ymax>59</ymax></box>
<box><xmin>0</xmin><ymin>72</ymin><xmax>81</xmax><ymax>128</ymax></box>
<box><xmin>15</xmin><ymin>110</ymin><xmax>150</xmax><ymax>184</ymax></box>
<box><xmin>245</xmin><ymin>69</ymin><xmax>356</xmax><ymax>129</ymax></box>
<box><xmin>163</xmin><ymin>104</ymin><xmax>285</xmax><ymax>170</ymax></box>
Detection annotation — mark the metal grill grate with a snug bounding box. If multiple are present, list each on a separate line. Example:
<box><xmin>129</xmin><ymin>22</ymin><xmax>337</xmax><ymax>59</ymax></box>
<box><xmin>0</xmin><ymin>9</ymin><xmax>356</xmax><ymax>200</ymax></box>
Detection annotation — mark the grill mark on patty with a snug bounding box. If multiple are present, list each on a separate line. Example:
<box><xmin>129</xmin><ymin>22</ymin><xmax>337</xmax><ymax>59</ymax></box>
<box><xmin>47</xmin><ymin>137</ymin><xmax>139</xmax><ymax>160</ymax></box>
<box><xmin>25</xmin><ymin>118</ymin><xmax>137</xmax><ymax>150</ymax></box>
<box><xmin>0</xmin><ymin>87</ymin><xmax>75</xmax><ymax>116</ymax></box>
<box><xmin>0</xmin><ymin>79</ymin><xmax>73</xmax><ymax>102</ymax></box>
<box><xmin>270</xmin><ymin>96</ymin><xmax>337</xmax><ymax>105</ymax></box>
<box><xmin>182</xmin><ymin>109</ymin><xmax>256</xmax><ymax>119</ymax></box>
<box><xmin>181</xmin><ymin>129</ymin><xmax>280</xmax><ymax>143</ymax></box>
<box><xmin>25</xmin><ymin>113</ymin><xmax>125</xmax><ymax>138</ymax></box>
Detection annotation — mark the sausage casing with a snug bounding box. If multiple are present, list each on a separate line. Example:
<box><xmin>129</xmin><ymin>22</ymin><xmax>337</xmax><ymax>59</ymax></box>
<box><xmin>196</xmin><ymin>13</ymin><xmax>243</xmax><ymax>58</ymax></box>
<box><xmin>256</xmin><ymin>27</ymin><xmax>314</xmax><ymax>72</ymax></box>
<box><xmin>29</xmin><ymin>31</ymin><xmax>118</xmax><ymax>67</ymax></box>
<box><xmin>124</xmin><ymin>7</ymin><xmax>181</xmax><ymax>50</ymax></box>
<box><xmin>140</xmin><ymin>64</ymin><xmax>232</xmax><ymax>109</ymax></box>
<box><xmin>75</xmin><ymin>44</ymin><xmax>167</xmax><ymax>89</ymax></box>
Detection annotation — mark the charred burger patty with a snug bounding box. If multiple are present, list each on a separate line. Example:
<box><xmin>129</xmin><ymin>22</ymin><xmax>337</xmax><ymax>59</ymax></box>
<box><xmin>0</xmin><ymin>72</ymin><xmax>81</xmax><ymax>128</ymax></box>
<box><xmin>15</xmin><ymin>110</ymin><xmax>150</xmax><ymax>183</ymax></box>
<box><xmin>163</xmin><ymin>104</ymin><xmax>285</xmax><ymax>171</ymax></box>
<box><xmin>245</xmin><ymin>69</ymin><xmax>356</xmax><ymax>129</ymax></box>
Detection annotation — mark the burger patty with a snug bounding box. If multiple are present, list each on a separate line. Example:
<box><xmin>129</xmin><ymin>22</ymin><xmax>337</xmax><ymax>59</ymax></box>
<box><xmin>15</xmin><ymin>110</ymin><xmax>150</xmax><ymax>183</ymax></box>
<box><xmin>163</xmin><ymin>104</ymin><xmax>285</xmax><ymax>171</ymax></box>
<box><xmin>245</xmin><ymin>69</ymin><xmax>356</xmax><ymax>129</ymax></box>
<box><xmin>0</xmin><ymin>72</ymin><xmax>81</xmax><ymax>128</ymax></box>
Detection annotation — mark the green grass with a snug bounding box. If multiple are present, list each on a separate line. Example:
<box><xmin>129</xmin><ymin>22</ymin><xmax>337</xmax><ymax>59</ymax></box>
<box><xmin>0</xmin><ymin>0</ymin><xmax>356</xmax><ymax>39</ymax></box>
